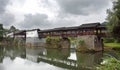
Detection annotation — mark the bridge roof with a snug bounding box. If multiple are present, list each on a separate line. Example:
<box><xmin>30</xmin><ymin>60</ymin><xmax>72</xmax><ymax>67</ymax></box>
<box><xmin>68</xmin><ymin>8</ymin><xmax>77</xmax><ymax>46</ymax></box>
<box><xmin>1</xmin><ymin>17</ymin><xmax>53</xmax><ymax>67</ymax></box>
<box><xmin>39</xmin><ymin>26</ymin><xmax>79</xmax><ymax>33</ymax></box>
<box><xmin>98</xmin><ymin>24</ymin><xmax>106</xmax><ymax>29</ymax></box>
<box><xmin>26</xmin><ymin>29</ymin><xmax>40</xmax><ymax>32</ymax></box>
<box><xmin>80</xmin><ymin>22</ymin><xmax>100</xmax><ymax>28</ymax></box>
<box><xmin>14</xmin><ymin>30</ymin><xmax>26</xmax><ymax>35</ymax></box>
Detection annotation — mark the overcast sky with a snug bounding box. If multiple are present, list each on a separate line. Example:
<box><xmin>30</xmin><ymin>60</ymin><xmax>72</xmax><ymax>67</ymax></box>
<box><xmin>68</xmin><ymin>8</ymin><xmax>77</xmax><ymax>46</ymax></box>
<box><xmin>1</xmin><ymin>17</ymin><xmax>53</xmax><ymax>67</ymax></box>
<box><xmin>0</xmin><ymin>0</ymin><xmax>113</xmax><ymax>29</ymax></box>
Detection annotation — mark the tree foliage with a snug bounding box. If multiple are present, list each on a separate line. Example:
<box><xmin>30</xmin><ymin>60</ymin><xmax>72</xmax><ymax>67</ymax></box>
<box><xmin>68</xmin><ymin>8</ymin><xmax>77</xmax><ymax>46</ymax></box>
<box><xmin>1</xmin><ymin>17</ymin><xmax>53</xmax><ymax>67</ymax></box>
<box><xmin>0</xmin><ymin>24</ymin><xmax>3</xmax><ymax>41</ymax></box>
<box><xmin>46</xmin><ymin>37</ymin><xmax>62</xmax><ymax>48</ymax></box>
<box><xmin>106</xmin><ymin>0</ymin><xmax>120</xmax><ymax>42</ymax></box>
<box><xmin>9</xmin><ymin>26</ymin><xmax>17</xmax><ymax>32</ymax></box>
<box><xmin>97</xmin><ymin>57</ymin><xmax>120</xmax><ymax>70</ymax></box>
<box><xmin>1</xmin><ymin>25</ymin><xmax>19</xmax><ymax>38</ymax></box>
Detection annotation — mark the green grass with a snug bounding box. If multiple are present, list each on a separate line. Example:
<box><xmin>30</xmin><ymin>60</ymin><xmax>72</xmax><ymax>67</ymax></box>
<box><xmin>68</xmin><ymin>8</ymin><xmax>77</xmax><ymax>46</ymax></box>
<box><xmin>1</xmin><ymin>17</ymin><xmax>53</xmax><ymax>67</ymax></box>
<box><xmin>104</xmin><ymin>43</ymin><xmax>120</xmax><ymax>48</ymax></box>
<box><xmin>97</xmin><ymin>57</ymin><xmax>120</xmax><ymax>70</ymax></box>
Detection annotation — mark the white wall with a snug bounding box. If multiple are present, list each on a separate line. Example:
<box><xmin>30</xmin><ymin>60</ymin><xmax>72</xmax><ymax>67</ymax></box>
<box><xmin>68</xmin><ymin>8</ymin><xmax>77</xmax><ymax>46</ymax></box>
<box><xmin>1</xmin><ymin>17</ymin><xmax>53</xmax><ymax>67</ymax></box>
<box><xmin>15</xmin><ymin>35</ymin><xmax>25</xmax><ymax>38</ymax></box>
<box><xmin>26</xmin><ymin>30</ymin><xmax>46</xmax><ymax>46</ymax></box>
<box><xmin>26</xmin><ymin>30</ymin><xmax>38</xmax><ymax>37</ymax></box>
<box><xmin>6</xmin><ymin>32</ymin><xmax>14</xmax><ymax>38</ymax></box>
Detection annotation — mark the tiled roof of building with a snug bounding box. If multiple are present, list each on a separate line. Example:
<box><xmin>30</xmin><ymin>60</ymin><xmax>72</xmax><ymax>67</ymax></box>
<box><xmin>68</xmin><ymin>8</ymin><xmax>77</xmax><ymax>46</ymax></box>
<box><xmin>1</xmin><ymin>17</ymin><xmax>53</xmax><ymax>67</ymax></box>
<box><xmin>26</xmin><ymin>29</ymin><xmax>40</xmax><ymax>32</ymax></box>
<box><xmin>80</xmin><ymin>22</ymin><xmax>100</xmax><ymax>28</ymax></box>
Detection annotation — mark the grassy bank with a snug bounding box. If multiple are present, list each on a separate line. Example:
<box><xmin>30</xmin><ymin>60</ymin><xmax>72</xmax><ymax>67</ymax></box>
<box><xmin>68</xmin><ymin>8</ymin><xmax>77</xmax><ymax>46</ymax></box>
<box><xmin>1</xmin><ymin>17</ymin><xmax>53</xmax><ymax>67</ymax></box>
<box><xmin>97</xmin><ymin>57</ymin><xmax>120</xmax><ymax>70</ymax></box>
<box><xmin>104</xmin><ymin>43</ymin><xmax>120</xmax><ymax>48</ymax></box>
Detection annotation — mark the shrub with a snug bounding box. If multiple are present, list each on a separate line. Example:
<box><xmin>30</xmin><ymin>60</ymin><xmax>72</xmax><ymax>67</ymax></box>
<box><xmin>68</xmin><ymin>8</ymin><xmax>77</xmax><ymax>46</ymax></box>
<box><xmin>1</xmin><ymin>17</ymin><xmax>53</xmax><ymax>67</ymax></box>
<box><xmin>68</xmin><ymin>37</ymin><xmax>77</xmax><ymax>44</ymax></box>
<box><xmin>46</xmin><ymin>36</ymin><xmax>52</xmax><ymax>44</ymax></box>
<box><xmin>97</xmin><ymin>57</ymin><xmax>120</xmax><ymax>70</ymax></box>
<box><xmin>45</xmin><ymin>37</ymin><xmax>62</xmax><ymax>48</ymax></box>
<box><xmin>78</xmin><ymin>39</ymin><xmax>85</xmax><ymax>46</ymax></box>
<box><xmin>103</xmin><ymin>38</ymin><xmax>115</xmax><ymax>43</ymax></box>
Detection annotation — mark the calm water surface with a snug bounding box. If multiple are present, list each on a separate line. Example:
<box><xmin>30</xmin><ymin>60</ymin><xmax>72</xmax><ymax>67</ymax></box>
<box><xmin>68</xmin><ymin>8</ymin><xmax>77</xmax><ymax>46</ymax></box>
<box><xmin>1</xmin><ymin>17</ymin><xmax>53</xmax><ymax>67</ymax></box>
<box><xmin>0</xmin><ymin>46</ymin><xmax>120</xmax><ymax>70</ymax></box>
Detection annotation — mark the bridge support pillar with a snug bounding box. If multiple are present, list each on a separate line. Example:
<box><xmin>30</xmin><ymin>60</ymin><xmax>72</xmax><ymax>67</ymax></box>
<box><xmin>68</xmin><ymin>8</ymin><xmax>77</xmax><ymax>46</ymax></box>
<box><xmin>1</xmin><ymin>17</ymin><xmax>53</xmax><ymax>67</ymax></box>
<box><xmin>76</xmin><ymin>35</ymin><xmax>103</xmax><ymax>52</ymax></box>
<box><xmin>26</xmin><ymin>37</ymin><xmax>46</xmax><ymax>47</ymax></box>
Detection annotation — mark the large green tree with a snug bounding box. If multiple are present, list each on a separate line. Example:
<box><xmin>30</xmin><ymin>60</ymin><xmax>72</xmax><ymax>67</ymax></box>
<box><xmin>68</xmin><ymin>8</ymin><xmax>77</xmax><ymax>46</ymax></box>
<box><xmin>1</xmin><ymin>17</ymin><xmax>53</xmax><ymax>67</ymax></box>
<box><xmin>0</xmin><ymin>24</ymin><xmax>3</xmax><ymax>41</ymax></box>
<box><xmin>8</xmin><ymin>25</ymin><xmax>19</xmax><ymax>33</ymax></box>
<box><xmin>10</xmin><ymin>26</ymin><xmax>17</xmax><ymax>32</ymax></box>
<box><xmin>106</xmin><ymin>0</ymin><xmax>120</xmax><ymax>42</ymax></box>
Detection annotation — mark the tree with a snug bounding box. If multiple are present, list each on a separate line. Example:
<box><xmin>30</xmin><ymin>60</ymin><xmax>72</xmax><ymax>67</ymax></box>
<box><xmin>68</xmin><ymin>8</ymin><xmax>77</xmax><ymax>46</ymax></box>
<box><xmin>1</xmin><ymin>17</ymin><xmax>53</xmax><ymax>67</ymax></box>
<box><xmin>106</xmin><ymin>0</ymin><xmax>120</xmax><ymax>42</ymax></box>
<box><xmin>9</xmin><ymin>25</ymin><xmax>18</xmax><ymax>32</ymax></box>
<box><xmin>0</xmin><ymin>24</ymin><xmax>3</xmax><ymax>41</ymax></box>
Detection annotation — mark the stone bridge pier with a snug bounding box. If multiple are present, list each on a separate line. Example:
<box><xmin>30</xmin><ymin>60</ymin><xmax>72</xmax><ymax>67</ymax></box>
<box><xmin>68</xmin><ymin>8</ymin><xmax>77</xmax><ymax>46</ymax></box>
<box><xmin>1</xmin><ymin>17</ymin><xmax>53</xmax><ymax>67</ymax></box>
<box><xmin>76</xmin><ymin>35</ymin><xmax>103</xmax><ymax>52</ymax></box>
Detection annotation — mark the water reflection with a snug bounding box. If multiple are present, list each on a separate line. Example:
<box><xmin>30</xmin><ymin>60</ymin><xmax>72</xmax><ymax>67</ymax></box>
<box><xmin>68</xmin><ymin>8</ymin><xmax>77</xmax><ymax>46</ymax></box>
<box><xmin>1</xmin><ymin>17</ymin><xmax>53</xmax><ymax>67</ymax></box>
<box><xmin>77</xmin><ymin>52</ymin><xmax>103</xmax><ymax>69</ymax></box>
<box><xmin>26</xmin><ymin>48</ymin><xmax>47</xmax><ymax>62</ymax></box>
<box><xmin>2</xmin><ymin>57</ymin><xmax>65</xmax><ymax>70</ymax></box>
<box><xmin>68</xmin><ymin>49</ymin><xmax>77</xmax><ymax>60</ymax></box>
<box><xmin>0</xmin><ymin>46</ymin><xmax>120</xmax><ymax>70</ymax></box>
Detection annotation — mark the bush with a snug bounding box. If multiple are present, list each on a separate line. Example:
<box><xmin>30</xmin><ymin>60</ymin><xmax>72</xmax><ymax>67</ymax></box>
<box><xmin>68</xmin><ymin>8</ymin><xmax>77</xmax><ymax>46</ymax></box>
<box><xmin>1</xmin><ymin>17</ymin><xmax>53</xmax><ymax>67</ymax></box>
<box><xmin>46</xmin><ymin>36</ymin><xmax>52</xmax><ymax>44</ymax></box>
<box><xmin>103</xmin><ymin>38</ymin><xmax>115</xmax><ymax>43</ymax></box>
<box><xmin>77</xmin><ymin>39</ymin><xmax>85</xmax><ymax>46</ymax></box>
<box><xmin>97</xmin><ymin>57</ymin><xmax>120</xmax><ymax>70</ymax></box>
<box><xmin>78</xmin><ymin>39</ymin><xmax>85</xmax><ymax>46</ymax></box>
<box><xmin>76</xmin><ymin>38</ymin><xmax>90</xmax><ymax>52</ymax></box>
<box><xmin>45</xmin><ymin>37</ymin><xmax>62</xmax><ymax>48</ymax></box>
<box><xmin>68</xmin><ymin>37</ymin><xmax>77</xmax><ymax>44</ymax></box>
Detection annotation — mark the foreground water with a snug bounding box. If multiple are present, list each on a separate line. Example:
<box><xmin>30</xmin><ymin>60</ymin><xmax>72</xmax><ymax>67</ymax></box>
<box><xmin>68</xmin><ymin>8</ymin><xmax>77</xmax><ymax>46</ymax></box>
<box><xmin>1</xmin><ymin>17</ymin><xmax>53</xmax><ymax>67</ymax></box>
<box><xmin>0</xmin><ymin>46</ymin><xmax>120</xmax><ymax>70</ymax></box>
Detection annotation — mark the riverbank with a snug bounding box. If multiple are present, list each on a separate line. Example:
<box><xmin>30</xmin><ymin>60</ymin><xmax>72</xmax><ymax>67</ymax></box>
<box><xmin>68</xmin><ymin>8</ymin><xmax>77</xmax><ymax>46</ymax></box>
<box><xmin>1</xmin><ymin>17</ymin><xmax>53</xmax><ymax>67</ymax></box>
<box><xmin>104</xmin><ymin>43</ymin><xmax>120</xmax><ymax>50</ymax></box>
<box><xmin>104</xmin><ymin>43</ymin><xmax>120</xmax><ymax>48</ymax></box>
<box><xmin>97</xmin><ymin>57</ymin><xmax>120</xmax><ymax>70</ymax></box>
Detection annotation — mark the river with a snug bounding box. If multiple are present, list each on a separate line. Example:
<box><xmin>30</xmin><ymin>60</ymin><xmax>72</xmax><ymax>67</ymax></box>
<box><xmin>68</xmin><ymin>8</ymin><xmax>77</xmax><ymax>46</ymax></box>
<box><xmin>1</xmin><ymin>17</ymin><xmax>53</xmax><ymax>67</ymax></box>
<box><xmin>0</xmin><ymin>46</ymin><xmax>120</xmax><ymax>70</ymax></box>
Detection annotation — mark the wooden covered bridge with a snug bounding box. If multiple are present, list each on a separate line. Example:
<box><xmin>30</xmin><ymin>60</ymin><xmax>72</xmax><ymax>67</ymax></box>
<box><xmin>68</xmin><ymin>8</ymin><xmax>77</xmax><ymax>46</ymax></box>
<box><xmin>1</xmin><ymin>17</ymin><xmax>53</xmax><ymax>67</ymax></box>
<box><xmin>38</xmin><ymin>22</ymin><xmax>106</xmax><ymax>38</ymax></box>
<box><xmin>13</xmin><ymin>22</ymin><xmax>106</xmax><ymax>39</ymax></box>
<box><xmin>13</xmin><ymin>22</ymin><xmax>107</xmax><ymax>51</ymax></box>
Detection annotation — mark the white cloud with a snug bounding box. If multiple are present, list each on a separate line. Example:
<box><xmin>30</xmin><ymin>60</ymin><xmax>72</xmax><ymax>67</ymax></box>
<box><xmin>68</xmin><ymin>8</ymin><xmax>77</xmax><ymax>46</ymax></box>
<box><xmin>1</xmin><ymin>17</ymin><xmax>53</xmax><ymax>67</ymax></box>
<box><xmin>0</xmin><ymin>0</ymin><xmax>113</xmax><ymax>29</ymax></box>
<box><xmin>0</xmin><ymin>0</ymin><xmax>10</xmax><ymax>14</ymax></box>
<box><xmin>18</xmin><ymin>13</ymin><xmax>50</xmax><ymax>29</ymax></box>
<box><xmin>0</xmin><ymin>13</ymin><xmax>15</xmax><ymax>28</ymax></box>
<box><xmin>56</xmin><ymin>0</ymin><xmax>112</xmax><ymax>15</ymax></box>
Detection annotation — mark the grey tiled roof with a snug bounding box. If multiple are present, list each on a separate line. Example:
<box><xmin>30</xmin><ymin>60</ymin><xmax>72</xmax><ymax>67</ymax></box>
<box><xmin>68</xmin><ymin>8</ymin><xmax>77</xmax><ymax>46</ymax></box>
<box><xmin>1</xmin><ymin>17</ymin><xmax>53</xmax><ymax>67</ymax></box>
<box><xmin>80</xmin><ymin>22</ymin><xmax>100</xmax><ymax>28</ymax></box>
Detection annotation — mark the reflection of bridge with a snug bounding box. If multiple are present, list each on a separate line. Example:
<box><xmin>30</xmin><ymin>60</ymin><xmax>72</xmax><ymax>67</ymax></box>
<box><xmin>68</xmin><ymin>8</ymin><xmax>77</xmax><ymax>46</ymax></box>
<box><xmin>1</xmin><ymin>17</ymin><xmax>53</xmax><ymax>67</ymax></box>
<box><xmin>25</xmin><ymin>48</ymin><xmax>103</xmax><ymax>70</ymax></box>
<box><xmin>38</xmin><ymin>55</ymin><xmax>79</xmax><ymax>70</ymax></box>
